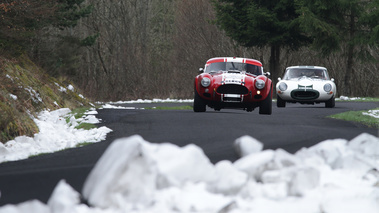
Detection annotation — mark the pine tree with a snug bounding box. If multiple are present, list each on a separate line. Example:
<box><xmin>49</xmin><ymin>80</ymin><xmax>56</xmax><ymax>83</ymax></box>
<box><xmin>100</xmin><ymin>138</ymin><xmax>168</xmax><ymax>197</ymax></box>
<box><xmin>54</xmin><ymin>0</ymin><xmax>93</xmax><ymax>29</ymax></box>
<box><xmin>0</xmin><ymin>0</ymin><xmax>93</xmax><ymax>56</ymax></box>
<box><xmin>212</xmin><ymin>0</ymin><xmax>311</xmax><ymax>82</ymax></box>
<box><xmin>0</xmin><ymin>0</ymin><xmax>56</xmax><ymax>55</ymax></box>
<box><xmin>295</xmin><ymin>0</ymin><xmax>379</xmax><ymax>96</ymax></box>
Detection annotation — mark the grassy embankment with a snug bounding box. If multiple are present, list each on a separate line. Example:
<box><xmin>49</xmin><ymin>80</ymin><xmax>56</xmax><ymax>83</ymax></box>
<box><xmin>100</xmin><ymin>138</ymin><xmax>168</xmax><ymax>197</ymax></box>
<box><xmin>0</xmin><ymin>55</ymin><xmax>91</xmax><ymax>143</ymax></box>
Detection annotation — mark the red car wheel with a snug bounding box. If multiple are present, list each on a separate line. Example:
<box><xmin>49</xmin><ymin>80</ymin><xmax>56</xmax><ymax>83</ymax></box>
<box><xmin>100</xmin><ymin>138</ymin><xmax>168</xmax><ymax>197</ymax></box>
<box><xmin>193</xmin><ymin>90</ymin><xmax>206</xmax><ymax>112</ymax></box>
<box><xmin>259</xmin><ymin>88</ymin><xmax>272</xmax><ymax>115</ymax></box>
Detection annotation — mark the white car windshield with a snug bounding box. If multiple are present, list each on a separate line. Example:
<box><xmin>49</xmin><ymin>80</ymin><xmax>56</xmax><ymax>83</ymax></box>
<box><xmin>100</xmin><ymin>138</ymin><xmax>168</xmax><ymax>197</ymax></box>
<box><xmin>205</xmin><ymin>62</ymin><xmax>262</xmax><ymax>75</ymax></box>
<box><xmin>283</xmin><ymin>68</ymin><xmax>329</xmax><ymax>80</ymax></box>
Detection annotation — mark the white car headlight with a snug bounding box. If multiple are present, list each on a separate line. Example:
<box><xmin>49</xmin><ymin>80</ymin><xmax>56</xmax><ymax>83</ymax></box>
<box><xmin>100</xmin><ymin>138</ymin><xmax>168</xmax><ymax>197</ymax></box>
<box><xmin>279</xmin><ymin>82</ymin><xmax>287</xmax><ymax>91</ymax></box>
<box><xmin>324</xmin><ymin>83</ymin><xmax>332</xmax><ymax>92</ymax></box>
<box><xmin>255</xmin><ymin>79</ymin><xmax>265</xmax><ymax>89</ymax></box>
<box><xmin>201</xmin><ymin>77</ymin><xmax>211</xmax><ymax>87</ymax></box>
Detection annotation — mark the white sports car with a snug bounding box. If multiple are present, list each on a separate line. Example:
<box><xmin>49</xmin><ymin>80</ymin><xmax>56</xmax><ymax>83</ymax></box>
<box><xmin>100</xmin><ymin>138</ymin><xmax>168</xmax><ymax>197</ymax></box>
<box><xmin>276</xmin><ymin>66</ymin><xmax>336</xmax><ymax>108</ymax></box>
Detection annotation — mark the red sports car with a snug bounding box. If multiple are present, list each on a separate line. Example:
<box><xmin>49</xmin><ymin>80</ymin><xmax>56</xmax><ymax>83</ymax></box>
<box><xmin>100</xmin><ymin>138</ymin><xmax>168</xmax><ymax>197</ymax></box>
<box><xmin>194</xmin><ymin>57</ymin><xmax>272</xmax><ymax>114</ymax></box>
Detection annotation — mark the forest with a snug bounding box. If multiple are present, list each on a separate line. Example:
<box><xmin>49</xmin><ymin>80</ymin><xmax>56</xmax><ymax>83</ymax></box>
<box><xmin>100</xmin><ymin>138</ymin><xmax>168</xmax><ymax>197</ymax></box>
<box><xmin>1</xmin><ymin>0</ymin><xmax>378</xmax><ymax>101</ymax></box>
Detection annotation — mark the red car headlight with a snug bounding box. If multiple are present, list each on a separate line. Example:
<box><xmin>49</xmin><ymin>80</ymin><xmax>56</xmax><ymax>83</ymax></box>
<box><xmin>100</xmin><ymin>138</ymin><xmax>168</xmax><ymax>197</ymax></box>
<box><xmin>255</xmin><ymin>79</ymin><xmax>265</xmax><ymax>89</ymax></box>
<box><xmin>201</xmin><ymin>77</ymin><xmax>211</xmax><ymax>87</ymax></box>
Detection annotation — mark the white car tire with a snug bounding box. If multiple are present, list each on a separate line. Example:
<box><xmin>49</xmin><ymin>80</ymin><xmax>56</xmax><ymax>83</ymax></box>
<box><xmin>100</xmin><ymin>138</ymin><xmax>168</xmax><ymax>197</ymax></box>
<box><xmin>277</xmin><ymin>95</ymin><xmax>286</xmax><ymax>108</ymax></box>
<box><xmin>325</xmin><ymin>96</ymin><xmax>335</xmax><ymax>108</ymax></box>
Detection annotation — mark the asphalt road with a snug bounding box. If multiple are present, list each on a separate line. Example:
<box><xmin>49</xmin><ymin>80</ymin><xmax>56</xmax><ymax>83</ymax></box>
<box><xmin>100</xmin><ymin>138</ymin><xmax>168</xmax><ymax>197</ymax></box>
<box><xmin>0</xmin><ymin>101</ymin><xmax>378</xmax><ymax>206</ymax></box>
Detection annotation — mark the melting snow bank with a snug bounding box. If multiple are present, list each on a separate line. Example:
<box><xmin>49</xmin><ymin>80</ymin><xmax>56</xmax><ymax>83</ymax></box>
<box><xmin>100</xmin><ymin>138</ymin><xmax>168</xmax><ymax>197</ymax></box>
<box><xmin>98</xmin><ymin>98</ymin><xmax>194</xmax><ymax>109</ymax></box>
<box><xmin>1</xmin><ymin>134</ymin><xmax>379</xmax><ymax>213</ymax></box>
<box><xmin>100</xmin><ymin>104</ymin><xmax>137</xmax><ymax>110</ymax></box>
<box><xmin>105</xmin><ymin>98</ymin><xmax>193</xmax><ymax>104</ymax></box>
<box><xmin>0</xmin><ymin>108</ymin><xmax>112</xmax><ymax>163</ymax></box>
<box><xmin>363</xmin><ymin>109</ymin><xmax>379</xmax><ymax>119</ymax></box>
<box><xmin>337</xmin><ymin>96</ymin><xmax>371</xmax><ymax>101</ymax></box>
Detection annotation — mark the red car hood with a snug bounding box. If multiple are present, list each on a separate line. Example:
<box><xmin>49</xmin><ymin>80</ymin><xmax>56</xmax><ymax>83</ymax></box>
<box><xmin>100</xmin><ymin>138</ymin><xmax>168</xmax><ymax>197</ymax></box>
<box><xmin>212</xmin><ymin>72</ymin><xmax>252</xmax><ymax>84</ymax></box>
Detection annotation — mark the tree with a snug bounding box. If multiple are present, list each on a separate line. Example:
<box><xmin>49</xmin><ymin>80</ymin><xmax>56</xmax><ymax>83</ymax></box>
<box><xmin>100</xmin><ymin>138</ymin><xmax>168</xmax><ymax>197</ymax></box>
<box><xmin>212</xmin><ymin>0</ymin><xmax>311</xmax><ymax>82</ymax></box>
<box><xmin>53</xmin><ymin>0</ymin><xmax>93</xmax><ymax>29</ymax></box>
<box><xmin>0</xmin><ymin>0</ymin><xmax>56</xmax><ymax>55</ymax></box>
<box><xmin>295</xmin><ymin>0</ymin><xmax>379</xmax><ymax>95</ymax></box>
<box><xmin>29</xmin><ymin>0</ymin><xmax>95</xmax><ymax>78</ymax></box>
<box><xmin>0</xmin><ymin>0</ymin><xmax>93</xmax><ymax>57</ymax></box>
<box><xmin>361</xmin><ymin>0</ymin><xmax>379</xmax><ymax>46</ymax></box>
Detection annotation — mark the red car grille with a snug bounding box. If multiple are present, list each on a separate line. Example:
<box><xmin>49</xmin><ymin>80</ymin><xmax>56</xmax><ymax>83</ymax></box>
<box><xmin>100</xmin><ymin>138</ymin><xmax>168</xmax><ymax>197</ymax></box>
<box><xmin>217</xmin><ymin>84</ymin><xmax>248</xmax><ymax>94</ymax></box>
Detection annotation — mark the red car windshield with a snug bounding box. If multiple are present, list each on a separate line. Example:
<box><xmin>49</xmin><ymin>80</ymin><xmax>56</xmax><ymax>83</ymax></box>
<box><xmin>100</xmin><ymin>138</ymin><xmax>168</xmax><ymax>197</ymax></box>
<box><xmin>205</xmin><ymin>62</ymin><xmax>262</xmax><ymax>75</ymax></box>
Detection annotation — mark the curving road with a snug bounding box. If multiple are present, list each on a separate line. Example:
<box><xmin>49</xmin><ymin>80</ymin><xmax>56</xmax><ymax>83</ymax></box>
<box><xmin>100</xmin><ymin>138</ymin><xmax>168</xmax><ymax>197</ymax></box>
<box><xmin>0</xmin><ymin>101</ymin><xmax>378</xmax><ymax>205</ymax></box>
<box><xmin>98</xmin><ymin>101</ymin><xmax>378</xmax><ymax>163</ymax></box>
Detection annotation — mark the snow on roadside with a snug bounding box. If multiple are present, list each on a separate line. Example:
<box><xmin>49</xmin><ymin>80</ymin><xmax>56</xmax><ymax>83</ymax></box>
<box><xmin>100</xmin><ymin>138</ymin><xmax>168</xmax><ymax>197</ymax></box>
<box><xmin>337</xmin><ymin>96</ymin><xmax>365</xmax><ymax>101</ymax></box>
<box><xmin>0</xmin><ymin>108</ymin><xmax>112</xmax><ymax>163</ymax></box>
<box><xmin>100</xmin><ymin>104</ymin><xmax>137</xmax><ymax>109</ymax></box>
<box><xmin>102</xmin><ymin>98</ymin><xmax>193</xmax><ymax>104</ymax></box>
<box><xmin>1</xmin><ymin>133</ymin><xmax>379</xmax><ymax>213</ymax></box>
<box><xmin>363</xmin><ymin>109</ymin><xmax>379</xmax><ymax>119</ymax></box>
<box><xmin>98</xmin><ymin>98</ymin><xmax>194</xmax><ymax>110</ymax></box>
<box><xmin>334</xmin><ymin>96</ymin><xmax>379</xmax><ymax>120</ymax></box>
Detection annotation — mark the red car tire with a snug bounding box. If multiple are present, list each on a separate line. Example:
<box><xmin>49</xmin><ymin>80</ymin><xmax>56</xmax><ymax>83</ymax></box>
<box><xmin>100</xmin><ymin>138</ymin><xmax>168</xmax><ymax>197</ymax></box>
<box><xmin>193</xmin><ymin>90</ymin><xmax>206</xmax><ymax>112</ymax></box>
<box><xmin>259</xmin><ymin>87</ymin><xmax>272</xmax><ymax>115</ymax></box>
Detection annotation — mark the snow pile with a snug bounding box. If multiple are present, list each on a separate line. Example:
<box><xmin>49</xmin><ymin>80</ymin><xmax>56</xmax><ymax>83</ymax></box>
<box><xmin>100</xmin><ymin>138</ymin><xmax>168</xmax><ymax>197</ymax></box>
<box><xmin>98</xmin><ymin>98</ymin><xmax>194</xmax><ymax>109</ymax></box>
<box><xmin>105</xmin><ymin>98</ymin><xmax>193</xmax><ymax>104</ymax></box>
<box><xmin>24</xmin><ymin>86</ymin><xmax>42</xmax><ymax>103</ymax></box>
<box><xmin>338</xmin><ymin>96</ymin><xmax>363</xmax><ymax>101</ymax></box>
<box><xmin>84</xmin><ymin>134</ymin><xmax>379</xmax><ymax>212</ymax></box>
<box><xmin>0</xmin><ymin>108</ymin><xmax>112</xmax><ymax>163</ymax></box>
<box><xmin>9</xmin><ymin>94</ymin><xmax>17</xmax><ymax>100</ymax></box>
<box><xmin>55</xmin><ymin>82</ymin><xmax>67</xmax><ymax>93</ymax></box>
<box><xmin>363</xmin><ymin>109</ymin><xmax>379</xmax><ymax>119</ymax></box>
<box><xmin>2</xmin><ymin>134</ymin><xmax>379</xmax><ymax>213</ymax></box>
<box><xmin>67</xmin><ymin>85</ymin><xmax>75</xmax><ymax>92</ymax></box>
<box><xmin>100</xmin><ymin>104</ymin><xmax>137</xmax><ymax>109</ymax></box>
